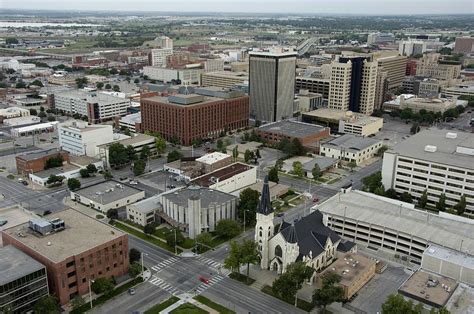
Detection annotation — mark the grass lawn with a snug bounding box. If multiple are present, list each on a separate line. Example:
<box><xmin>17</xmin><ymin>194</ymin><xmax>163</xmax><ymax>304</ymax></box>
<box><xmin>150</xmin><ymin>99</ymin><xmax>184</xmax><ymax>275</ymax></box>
<box><xmin>170</xmin><ymin>303</ymin><xmax>208</xmax><ymax>314</ymax></box>
<box><xmin>194</xmin><ymin>295</ymin><xmax>236</xmax><ymax>314</ymax></box>
<box><xmin>261</xmin><ymin>285</ymin><xmax>314</xmax><ymax>312</ymax></box>
<box><xmin>229</xmin><ymin>272</ymin><xmax>255</xmax><ymax>285</ymax></box>
<box><xmin>153</xmin><ymin>227</ymin><xmax>196</xmax><ymax>249</ymax></box>
<box><xmin>327</xmin><ymin>178</ymin><xmax>341</xmax><ymax>184</ymax></box>
<box><xmin>144</xmin><ymin>296</ymin><xmax>180</xmax><ymax>314</ymax></box>
<box><xmin>112</xmin><ymin>221</ymin><xmax>181</xmax><ymax>254</ymax></box>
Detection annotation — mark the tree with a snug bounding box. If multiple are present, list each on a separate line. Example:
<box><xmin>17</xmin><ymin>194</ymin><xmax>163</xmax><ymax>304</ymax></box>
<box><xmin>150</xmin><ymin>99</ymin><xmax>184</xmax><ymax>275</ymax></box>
<box><xmin>240</xmin><ymin>240</ymin><xmax>260</xmax><ymax>282</ymax></box>
<box><xmin>134</xmin><ymin>78</ymin><xmax>140</xmax><ymax>84</ymax></box>
<box><xmin>34</xmin><ymin>295</ymin><xmax>60</xmax><ymax>314</ymax></box>
<box><xmin>347</xmin><ymin>161</ymin><xmax>357</xmax><ymax>172</ymax></box>
<box><xmin>140</xmin><ymin>144</ymin><xmax>151</xmax><ymax>160</ymax></box>
<box><xmin>232</xmin><ymin>145</ymin><xmax>239</xmax><ymax>161</ymax></box>
<box><xmin>410</xmin><ymin>122</ymin><xmax>420</xmax><ymax>134</ymax></box>
<box><xmin>400</xmin><ymin>192</ymin><xmax>413</xmax><ymax>203</ymax></box>
<box><xmin>418</xmin><ymin>189</ymin><xmax>428</xmax><ymax>209</ymax></box>
<box><xmin>79</xmin><ymin>168</ymin><xmax>90</xmax><ymax>178</ymax></box>
<box><xmin>86</xmin><ymin>163</ymin><xmax>98</xmax><ymax>174</ymax></box>
<box><xmin>91</xmin><ymin>277</ymin><xmax>114</xmax><ymax>295</ymax></box>
<box><xmin>167</xmin><ymin>150</ymin><xmax>183</xmax><ymax>163</ymax></box>
<box><xmin>108</xmin><ymin>143</ymin><xmax>129</xmax><ymax>167</ymax></box>
<box><xmin>129</xmin><ymin>262</ymin><xmax>141</xmax><ymax>278</ymax></box>
<box><xmin>268</xmin><ymin>166</ymin><xmax>279</xmax><ymax>183</ymax></box>
<box><xmin>382</xmin><ymin>294</ymin><xmax>419</xmax><ymax>314</ymax></box>
<box><xmin>313</xmin><ymin>273</ymin><xmax>344</xmax><ymax>311</ymax></box>
<box><xmin>143</xmin><ymin>223</ymin><xmax>155</xmax><ymax>235</ymax></box>
<box><xmin>107</xmin><ymin>208</ymin><xmax>118</xmax><ymax>220</ymax></box>
<box><xmin>129</xmin><ymin>248</ymin><xmax>141</xmax><ymax>264</ymax></box>
<box><xmin>374</xmin><ymin>185</ymin><xmax>385</xmax><ymax>196</ymax></box>
<box><xmin>255</xmin><ymin>149</ymin><xmax>261</xmax><ymax>159</ymax></box>
<box><xmin>238</xmin><ymin>188</ymin><xmax>260</xmax><ymax>226</ymax></box>
<box><xmin>224</xmin><ymin>241</ymin><xmax>243</xmax><ymax>273</ymax></box>
<box><xmin>45</xmin><ymin>155</ymin><xmax>64</xmax><ymax>169</ymax></box>
<box><xmin>103</xmin><ymin>170</ymin><xmax>113</xmax><ymax>180</ymax></box>
<box><xmin>215</xmin><ymin>219</ymin><xmax>241</xmax><ymax>239</ymax></box>
<box><xmin>109</xmin><ymin>68</ymin><xmax>118</xmax><ymax>75</ymax></box>
<box><xmin>96</xmin><ymin>82</ymin><xmax>104</xmax><ymax>89</ymax></box>
<box><xmin>455</xmin><ymin>195</ymin><xmax>466</xmax><ymax>215</ymax></box>
<box><xmin>133</xmin><ymin>159</ymin><xmax>146</xmax><ymax>176</ymax></box>
<box><xmin>291</xmin><ymin>138</ymin><xmax>306</xmax><ymax>156</ymax></box>
<box><xmin>29</xmin><ymin>79</ymin><xmax>44</xmax><ymax>87</ymax></box>
<box><xmin>244</xmin><ymin>149</ymin><xmax>252</xmax><ymax>163</ymax></box>
<box><xmin>362</xmin><ymin>171</ymin><xmax>383</xmax><ymax>193</ymax></box>
<box><xmin>38</xmin><ymin>111</ymin><xmax>47</xmax><ymax>118</ymax></box>
<box><xmin>113</xmin><ymin>85</ymin><xmax>120</xmax><ymax>92</ymax></box>
<box><xmin>312</xmin><ymin>163</ymin><xmax>321</xmax><ymax>180</ymax></box>
<box><xmin>216</xmin><ymin>139</ymin><xmax>224</xmax><ymax>151</ymax></box>
<box><xmin>385</xmin><ymin>188</ymin><xmax>398</xmax><ymax>200</ymax></box>
<box><xmin>436</xmin><ymin>193</ymin><xmax>446</xmax><ymax>212</ymax></box>
<box><xmin>29</xmin><ymin>108</ymin><xmax>38</xmax><ymax>116</ymax></box>
<box><xmin>105</xmin><ymin>83</ymin><xmax>112</xmax><ymax>89</ymax></box>
<box><xmin>272</xmin><ymin>261</ymin><xmax>314</xmax><ymax>304</ymax></box>
<box><xmin>5</xmin><ymin>37</ymin><xmax>19</xmax><ymax>45</ymax></box>
<box><xmin>126</xmin><ymin>145</ymin><xmax>137</xmax><ymax>161</ymax></box>
<box><xmin>47</xmin><ymin>115</ymin><xmax>56</xmax><ymax>122</ymax></box>
<box><xmin>196</xmin><ymin>232</ymin><xmax>213</xmax><ymax>250</ymax></box>
<box><xmin>292</xmin><ymin>161</ymin><xmax>304</xmax><ymax>177</ymax></box>
<box><xmin>71</xmin><ymin>295</ymin><xmax>85</xmax><ymax>310</ymax></box>
<box><xmin>155</xmin><ymin>136</ymin><xmax>167</xmax><ymax>154</ymax></box>
<box><xmin>166</xmin><ymin>228</ymin><xmax>185</xmax><ymax>247</ymax></box>
<box><xmin>46</xmin><ymin>175</ymin><xmax>64</xmax><ymax>186</ymax></box>
<box><xmin>75</xmin><ymin>77</ymin><xmax>89</xmax><ymax>88</ymax></box>
<box><xmin>400</xmin><ymin>108</ymin><xmax>413</xmax><ymax>121</ymax></box>
<box><xmin>67</xmin><ymin>178</ymin><xmax>81</xmax><ymax>190</ymax></box>
<box><xmin>15</xmin><ymin>80</ymin><xmax>27</xmax><ymax>88</ymax></box>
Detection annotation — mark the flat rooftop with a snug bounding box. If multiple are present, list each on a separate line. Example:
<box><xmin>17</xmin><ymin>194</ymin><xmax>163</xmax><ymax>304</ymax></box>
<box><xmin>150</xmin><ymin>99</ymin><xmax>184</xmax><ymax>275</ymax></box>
<box><xmin>1</xmin><ymin>208</ymin><xmax>126</xmax><ymax>263</ymax></box>
<box><xmin>143</xmin><ymin>94</ymin><xmax>224</xmax><ymax>106</ymax></box>
<box><xmin>33</xmin><ymin>164</ymin><xmax>79</xmax><ymax>179</ymax></box>
<box><xmin>196</xmin><ymin>152</ymin><xmax>231</xmax><ymax>165</ymax></box>
<box><xmin>424</xmin><ymin>244</ymin><xmax>474</xmax><ymax>271</ymax></box>
<box><xmin>399</xmin><ymin>270</ymin><xmax>457</xmax><ymax>308</ymax></box>
<box><xmin>258</xmin><ymin>120</ymin><xmax>328</xmax><ymax>138</ymax></box>
<box><xmin>12</xmin><ymin>121</ymin><xmax>58</xmax><ymax>133</ymax></box>
<box><xmin>320</xmin><ymin>253</ymin><xmax>375</xmax><ymax>287</ymax></box>
<box><xmin>303</xmin><ymin>109</ymin><xmax>383</xmax><ymax>126</ymax></box>
<box><xmin>162</xmin><ymin>186</ymin><xmax>237</xmax><ymax>208</ymax></box>
<box><xmin>191</xmin><ymin>162</ymin><xmax>253</xmax><ymax>187</ymax></box>
<box><xmin>16</xmin><ymin>147</ymin><xmax>63</xmax><ymax>161</ymax></box>
<box><xmin>316</xmin><ymin>190</ymin><xmax>474</xmax><ymax>253</ymax></box>
<box><xmin>74</xmin><ymin>180</ymin><xmax>144</xmax><ymax>205</ymax></box>
<box><xmin>99</xmin><ymin>134</ymin><xmax>155</xmax><ymax>148</ymax></box>
<box><xmin>322</xmin><ymin>134</ymin><xmax>381</xmax><ymax>152</ymax></box>
<box><xmin>203</xmin><ymin>71</ymin><xmax>248</xmax><ymax>79</ymax></box>
<box><xmin>55</xmin><ymin>90</ymin><xmax>128</xmax><ymax>105</ymax></box>
<box><xmin>120</xmin><ymin>112</ymin><xmax>142</xmax><ymax>124</ymax></box>
<box><xmin>0</xmin><ymin>245</ymin><xmax>46</xmax><ymax>285</ymax></box>
<box><xmin>387</xmin><ymin>128</ymin><xmax>474</xmax><ymax>170</ymax></box>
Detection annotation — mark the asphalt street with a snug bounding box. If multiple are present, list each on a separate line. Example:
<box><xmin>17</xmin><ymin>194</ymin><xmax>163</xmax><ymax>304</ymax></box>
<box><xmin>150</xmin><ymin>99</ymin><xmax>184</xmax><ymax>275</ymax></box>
<box><xmin>94</xmin><ymin>234</ymin><xmax>305</xmax><ymax>314</ymax></box>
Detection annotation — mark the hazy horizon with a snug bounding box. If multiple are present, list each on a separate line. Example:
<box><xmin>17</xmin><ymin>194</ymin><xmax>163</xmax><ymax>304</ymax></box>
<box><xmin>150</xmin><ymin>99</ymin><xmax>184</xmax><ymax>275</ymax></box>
<box><xmin>2</xmin><ymin>0</ymin><xmax>474</xmax><ymax>15</ymax></box>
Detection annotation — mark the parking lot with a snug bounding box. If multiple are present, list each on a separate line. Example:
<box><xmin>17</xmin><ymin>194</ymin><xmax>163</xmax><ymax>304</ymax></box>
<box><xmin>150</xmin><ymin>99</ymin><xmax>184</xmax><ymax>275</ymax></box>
<box><xmin>348</xmin><ymin>264</ymin><xmax>412</xmax><ymax>313</ymax></box>
<box><xmin>139</xmin><ymin>170</ymin><xmax>187</xmax><ymax>193</ymax></box>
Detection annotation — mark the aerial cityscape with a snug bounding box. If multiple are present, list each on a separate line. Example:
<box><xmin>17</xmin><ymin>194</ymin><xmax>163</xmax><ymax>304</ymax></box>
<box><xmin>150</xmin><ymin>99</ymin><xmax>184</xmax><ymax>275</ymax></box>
<box><xmin>0</xmin><ymin>1</ymin><xmax>473</xmax><ymax>313</ymax></box>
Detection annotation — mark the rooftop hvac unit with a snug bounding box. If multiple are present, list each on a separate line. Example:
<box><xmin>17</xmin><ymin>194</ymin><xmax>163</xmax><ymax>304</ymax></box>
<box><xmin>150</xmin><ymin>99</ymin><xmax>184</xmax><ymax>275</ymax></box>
<box><xmin>50</xmin><ymin>218</ymin><xmax>65</xmax><ymax>232</ymax></box>
<box><xmin>29</xmin><ymin>218</ymin><xmax>52</xmax><ymax>235</ymax></box>
<box><xmin>424</xmin><ymin>145</ymin><xmax>437</xmax><ymax>153</ymax></box>
<box><xmin>446</xmin><ymin>132</ymin><xmax>457</xmax><ymax>139</ymax></box>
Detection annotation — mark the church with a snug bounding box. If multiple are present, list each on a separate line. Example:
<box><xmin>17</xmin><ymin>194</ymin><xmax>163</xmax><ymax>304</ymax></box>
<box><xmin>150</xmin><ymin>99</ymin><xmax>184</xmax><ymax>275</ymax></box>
<box><xmin>255</xmin><ymin>176</ymin><xmax>356</xmax><ymax>284</ymax></box>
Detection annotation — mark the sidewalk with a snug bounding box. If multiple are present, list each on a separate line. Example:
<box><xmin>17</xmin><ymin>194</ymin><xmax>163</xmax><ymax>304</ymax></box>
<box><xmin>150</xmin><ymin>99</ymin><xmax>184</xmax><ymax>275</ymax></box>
<box><xmin>160</xmin><ymin>293</ymin><xmax>218</xmax><ymax>314</ymax></box>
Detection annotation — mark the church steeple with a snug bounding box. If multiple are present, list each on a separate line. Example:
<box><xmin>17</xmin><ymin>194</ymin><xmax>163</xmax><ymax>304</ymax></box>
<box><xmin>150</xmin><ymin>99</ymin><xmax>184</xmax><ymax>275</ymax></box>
<box><xmin>257</xmin><ymin>175</ymin><xmax>274</xmax><ymax>215</ymax></box>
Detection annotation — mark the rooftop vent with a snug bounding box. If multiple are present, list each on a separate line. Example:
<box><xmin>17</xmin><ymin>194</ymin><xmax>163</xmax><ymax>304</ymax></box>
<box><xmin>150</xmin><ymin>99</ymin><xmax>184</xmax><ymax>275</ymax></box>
<box><xmin>424</xmin><ymin>145</ymin><xmax>437</xmax><ymax>153</ymax></box>
<box><xmin>446</xmin><ymin>132</ymin><xmax>457</xmax><ymax>139</ymax></box>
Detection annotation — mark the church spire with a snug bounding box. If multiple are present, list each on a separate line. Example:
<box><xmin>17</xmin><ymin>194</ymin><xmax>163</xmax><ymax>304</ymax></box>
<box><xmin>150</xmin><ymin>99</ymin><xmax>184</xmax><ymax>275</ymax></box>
<box><xmin>257</xmin><ymin>175</ymin><xmax>274</xmax><ymax>215</ymax></box>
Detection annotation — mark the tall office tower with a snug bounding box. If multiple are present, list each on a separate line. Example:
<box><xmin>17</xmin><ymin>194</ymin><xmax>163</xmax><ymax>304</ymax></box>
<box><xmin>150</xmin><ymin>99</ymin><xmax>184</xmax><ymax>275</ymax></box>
<box><xmin>249</xmin><ymin>51</ymin><xmax>296</xmax><ymax>122</ymax></box>
<box><xmin>328</xmin><ymin>57</ymin><xmax>378</xmax><ymax>115</ymax></box>
<box><xmin>156</xmin><ymin>36</ymin><xmax>173</xmax><ymax>50</ymax></box>
<box><xmin>374</xmin><ymin>69</ymin><xmax>388</xmax><ymax>110</ymax></box>
<box><xmin>375</xmin><ymin>55</ymin><xmax>407</xmax><ymax>90</ymax></box>
<box><xmin>150</xmin><ymin>48</ymin><xmax>173</xmax><ymax>67</ymax></box>
<box><xmin>399</xmin><ymin>40</ymin><xmax>427</xmax><ymax>56</ymax></box>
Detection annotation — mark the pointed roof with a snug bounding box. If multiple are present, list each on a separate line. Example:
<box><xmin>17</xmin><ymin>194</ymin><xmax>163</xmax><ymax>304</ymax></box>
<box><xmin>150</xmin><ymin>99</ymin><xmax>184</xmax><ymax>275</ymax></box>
<box><xmin>286</xmin><ymin>221</ymin><xmax>298</xmax><ymax>244</ymax></box>
<box><xmin>257</xmin><ymin>175</ymin><xmax>274</xmax><ymax>215</ymax></box>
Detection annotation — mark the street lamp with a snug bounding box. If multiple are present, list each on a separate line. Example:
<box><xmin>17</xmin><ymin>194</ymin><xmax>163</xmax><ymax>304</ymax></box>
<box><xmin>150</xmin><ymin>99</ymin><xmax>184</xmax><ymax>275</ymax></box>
<box><xmin>141</xmin><ymin>252</ymin><xmax>148</xmax><ymax>274</ymax></box>
<box><xmin>88</xmin><ymin>279</ymin><xmax>95</xmax><ymax>309</ymax></box>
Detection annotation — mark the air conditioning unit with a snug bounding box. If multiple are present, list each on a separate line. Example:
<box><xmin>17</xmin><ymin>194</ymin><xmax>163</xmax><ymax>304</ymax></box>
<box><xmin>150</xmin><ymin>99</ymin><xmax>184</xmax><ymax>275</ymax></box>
<box><xmin>446</xmin><ymin>132</ymin><xmax>457</xmax><ymax>139</ymax></box>
<box><xmin>424</xmin><ymin>145</ymin><xmax>437</xmax><ymax>153</ymax></box>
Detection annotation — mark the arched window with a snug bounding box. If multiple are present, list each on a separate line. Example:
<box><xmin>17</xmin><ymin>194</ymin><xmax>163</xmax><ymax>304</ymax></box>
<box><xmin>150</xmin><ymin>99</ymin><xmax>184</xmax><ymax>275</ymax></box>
<box><xmin>259</xmin><ymin>230</ymin><xmax>262</xmax><ymax>237</ymax></box>
<box><xmin>275</xmin><ymin>245</ymin><xmax>282</xmax><ymax>258</ymax></box>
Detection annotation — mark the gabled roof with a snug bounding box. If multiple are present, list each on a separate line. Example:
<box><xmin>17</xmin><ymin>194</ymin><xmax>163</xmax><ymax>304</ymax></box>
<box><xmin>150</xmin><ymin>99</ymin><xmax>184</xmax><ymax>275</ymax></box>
<box><xmin>257</xmin><ymin>176</ymin><xmax>274</xmax><ymax>215</ymax></box>
<box><xmin>280</xmin><ymin>210</ymin><xmax>341</xmax><ymax>258</ymax></box>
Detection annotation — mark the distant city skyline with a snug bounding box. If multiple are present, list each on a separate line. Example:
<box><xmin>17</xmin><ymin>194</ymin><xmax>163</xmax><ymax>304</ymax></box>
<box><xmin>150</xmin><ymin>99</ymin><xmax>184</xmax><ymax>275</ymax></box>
<box><xmin>2</xmin><ymin>0</ymin><xmax>473</xmax><ymax>15</ymax></box>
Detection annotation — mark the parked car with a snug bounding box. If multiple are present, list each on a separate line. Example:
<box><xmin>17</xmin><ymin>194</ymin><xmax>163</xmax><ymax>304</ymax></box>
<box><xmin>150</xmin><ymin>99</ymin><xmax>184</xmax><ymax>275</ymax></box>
<box><xmin>21</xmin><ymin>181</ymin><xmax>29</xmax><ymax>186</ymax></box>
<box><xmin>128</xmin><ymin>288</ymin><xmax>136</xmax><ymax>295</ymax></box>
<box><xmin>198</xmin><ymin>276</ymin><xmax>209</xmax><ymax>284</ymax></box>
<box><xmin>129</xmin><ymin>180</ymin><xmax>138</xmax><ymax>185</ymax></box>
<box><xmin>0</xmin><ymin>219</ymin><xmax>8</xmax><ymax>226</ymax></box>
<box><xmin>312</xmin><ymin>197</ymin><xmax>319</xmax><ymax>203</ymax></box>
<box><xmin>276</xmin><ymin>213</ymin><xmax>284</xmax><ymax>217</ymax></box>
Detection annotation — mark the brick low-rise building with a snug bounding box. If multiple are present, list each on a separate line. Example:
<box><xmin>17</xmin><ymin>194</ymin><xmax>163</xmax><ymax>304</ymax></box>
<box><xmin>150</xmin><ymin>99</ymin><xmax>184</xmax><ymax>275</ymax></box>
<box><xmin>16</xmin><ymin>148</ymin><xmax>70</xmax><ymax>176</ymax></box>
<box><xmin>141</xmin><ymin>88</ymin><xmax>249</xmax><ymax>146</ymax></box>
<box><xmin>1</xmin><ymin>209</ymin><xmax>129</xmax><ymax>305</ymax></box>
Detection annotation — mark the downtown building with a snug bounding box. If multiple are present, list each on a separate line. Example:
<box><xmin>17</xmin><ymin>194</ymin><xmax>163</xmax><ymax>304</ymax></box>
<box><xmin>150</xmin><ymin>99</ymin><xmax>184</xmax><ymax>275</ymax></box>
<box><xmin>54</xmin><ymin>90</ymin><xmax>130</xmax><ymax>123</ymax></box>
<box><xmin>141</xmin><ymin>88</ymin><xmax>249</xmax><ymax>146</ymax></box>
<box><xmin>1</xmin><ymin>209</ymin><xmax>129</xmax><ymax>305</ymax></box>
<box><xmin>375</xmin><ymin>54</ymin><xmax>407</xmax><ymax>90</ymax></box>
<box><xmin>382</xmin><ymin>128</ymin><xmax>474</xmax><ymax>216</ymax></box>
<box><xmin>249</xmin><ymin>50</ymin><xmax>296</xmax><ymax>122</ymax></box>
<box><xmin>328</xmin><ymin>56</ymin><xmax>378</xmax><ymax>115</ymax></box>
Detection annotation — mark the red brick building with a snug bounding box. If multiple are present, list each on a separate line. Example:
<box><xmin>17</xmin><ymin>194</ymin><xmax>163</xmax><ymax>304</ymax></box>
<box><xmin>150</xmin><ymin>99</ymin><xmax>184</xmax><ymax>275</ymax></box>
<box><xmin>406</xmin><ymin>59</ymin><xmax>417</xmax><ymax>76</ymax></box>
<box><xmin>1</xmin><ymin>209</ymin><xmax>129</xmax><ymax>305</ymax></box>
<box><xmin>141</xmin><ymin>89</ymin><xmax>249</xmax><ymax>146</ymax></box>
<box><xmin>16</xmin><ymin>148</ymin><xmax>70</xmax><ymax>176</ymax></box>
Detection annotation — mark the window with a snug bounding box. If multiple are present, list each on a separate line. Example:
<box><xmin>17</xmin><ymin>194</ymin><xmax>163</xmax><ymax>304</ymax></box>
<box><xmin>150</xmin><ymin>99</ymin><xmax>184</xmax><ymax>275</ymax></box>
<box><xmin>275</xmin><ymin>245</ymin><xmax>282</xmax><ymax>258</ymax></box>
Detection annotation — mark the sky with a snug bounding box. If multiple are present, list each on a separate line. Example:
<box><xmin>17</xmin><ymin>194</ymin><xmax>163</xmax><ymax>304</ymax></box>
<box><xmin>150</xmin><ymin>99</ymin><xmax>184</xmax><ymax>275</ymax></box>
<box><xmin>2</xmin><ymin>0</ymin><xmax>474</xmax><ymax>15</ymax></box>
